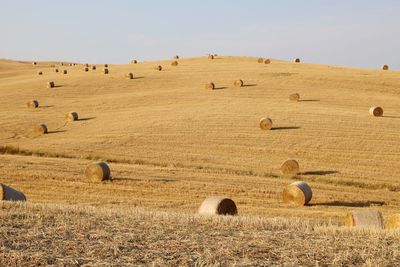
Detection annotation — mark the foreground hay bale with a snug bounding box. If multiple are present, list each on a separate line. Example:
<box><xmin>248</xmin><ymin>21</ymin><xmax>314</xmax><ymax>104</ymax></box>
<box><xmin>65</xmin><ymin>112</ymin><xmax>78</xmax><ymax>121</ymax></box>
<box><xmin>205</xmin><ymin>82</ymin><xmax>215</xmax><ymax>90</ymax></box>
<box><xmin>385</xmin><ymin>214</ymin><xmax>400</xmax><ymax>229</ymax></box>
<box><xmin>47</xmin><ymin>81</ymin><xmax>55</xmax><ymax>88</ymax></box>
<box><xmin>208</xmin><ymin>54</ymin><xmax>214</xmax><ymax>60</ymax></box>
<box><xmin>294</xmin><ymin>58</ymin><xmax>301</xmax><ymax>63</ymax></box>
<box><xmin>382</xmin><ymin>65</ymin><xmax>389</xmax><ymax>71</ymax></box>
<box><xmin>198</xmin><ymin>196</ymin><xmax>237</xmax><ymax>216</ymax></box>
<box><xmin>126</xmin><ymin>73</ymin><xmax>134</xmax><ymax>79</ymax></box>
<box><xmin>289</xmin><ymin>93</ymin><xmax>300</xmax><ymax>102</ymax></box>
<box><xmin>257</xmin><ymin>58</ymin><xmax>264</xmax><ymax>63</ymax></box>
<box><xmin>264</xmin><ymin>59</ymin><xmax>271</xmax><ymax>64</ymax></box>
<box><xmin>234</xmin><ymin>79</ymin><xmax>244</xmax><ymax>87</ymax></box>
<box><xmin>259</xmin><ymin>117</ymin><xmax>273</xmax><ymax>130</ymax></box>
<box><xmin>282</xmin><ymin>181</ymin><xmax>312</xmax><ymax>205</ymax></box>
<box><xmin>171</xmin><ymin>61</ymin><xmax>178</xmax><ymax>66</ymax></box>
<box><xmin>34</xmin><ymin>123</ymin><xmax>48</xmax><ymax>135</ymax></box>
<box><xmin>92</xmin><ymin>65</ymin><xmax>96</xmax><ymax>70</ymax></box>
<box><xmin>155</xmin><ymin>65</ymin><xmax>162</xmax><ymax>71</ymax></box>
<box><xmin>27</xmin><ymin>100</ymin><xmax>39</xmax><ymax>108</ymax></box>
<box><xmin>369</xmin><ymin>106</ymin><xmax>383</xmax><ymax>117</ymax></box>
<box><xmin>103</xmin><ymin>68</ymin><xmax>109</xmax><ymax>74</ymax></box>
<box><xmin>85</xmin><ymin>162</ymin><xmax>111</xmax><ymax>182</ymax></box>
<box><xmin>63</xmin><ymin>70</ymin><xmax>67</xmax><ymax>74</ymax></box>
<box><xmin>131</xmin><ymin>59</ymin><xmax>138</xmax><ymax>64</ymax></box>
<box><xmin>281</xmin><ymin>159</ymin><xmax>300</xmax><ymax>176</ymax></box>
<box><xmin>37</xmin><ymin>71</ymin><xmax>43</xmax><ymax>75</ymax></box>
<box><xmin>345</xmin><ymin>210</ymin><xmax>384</xmax><ymax>229</ymax></box>
<box><xmin>0</xmin><ymin>183</ymin><xmax>26</xmax><ymax>202</ymax></box>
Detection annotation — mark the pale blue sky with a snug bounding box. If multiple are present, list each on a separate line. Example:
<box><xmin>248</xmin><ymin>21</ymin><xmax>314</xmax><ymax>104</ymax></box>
<box><xmin>1</xmin><ymin>0</ymin><xmax>399</xmax><ymax>69</ymax></box>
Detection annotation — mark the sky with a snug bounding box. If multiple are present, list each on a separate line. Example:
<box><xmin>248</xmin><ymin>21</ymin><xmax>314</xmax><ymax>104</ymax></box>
<box><xmin>1</xmin><ymin>0</ymin><xmax>399</xmax><ymax>69</ymax></box>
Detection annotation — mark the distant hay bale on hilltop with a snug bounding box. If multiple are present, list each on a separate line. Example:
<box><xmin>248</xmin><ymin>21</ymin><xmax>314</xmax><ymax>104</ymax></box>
<box><xmin>289</xmin><ymin>93</ymin><xmax>300</xmax><ymax>102</ymax></box>
<box><xmin>280</xmin><ymin>159</ymin><xmax>300</xmax><ymax>176</ymax></box>
<box><xmin>208</xmin><ymin>54</ymin><xmax>214</xmax><ymax>60</ymax></box>
<box><xmin>294</xmin><ymin>58</ymin><xmax>301</xmax><ymax>63</ymax></box>
<box><xmin>51</xmin><ymin>64</ymin><xmax>55</xmax><ymax>68</ymax></box>
<box><xmin>171</xmin><ymin>61</ymin><xmax>178</xmax><ymax>66</ymax></box>
<box><xmin>84</xmin><ymin>67</ymin><xmax>89</xmax><ymax>72</ymax></box>
<box><xmin>0</xmin><ymin>183</ymin><xmax>26</xmax><ymax>202</ymax></box>
<box><xmin>27</xmin><ymin>100</ymin><xmax>39</xmax><ymax>108</ymax></box>
<box><xmin>282</xmin><ymin>181</ymin><xmax>312</xmax><ymax>206</ymax></box>
<box><xmin>264</xmin><ymin>59</ymin><xmax>271</xmax><ymax>64</ymax></box>
<box><xmin>103</xmin><ymin>68</ymin><xmax>109</xmax><ymax>74</ymax></box>
<box><xmin>126</xmin><ymin>73</ymin><xmax>134</xmax><ymax>79</ymax></box>
<box><xmin>257</xmin><ymin>58</ymin><xmax>264</xmax><ymax>63</ymax></box>
<box><xmin>259</xmin><ymin>117</ymin><xmax>273</xmax><ymax>130</ymax></box>
<box><xmin>131</xmin><ymin>60</ymin><xmax>138</xmax><ymax>64</ymax></box>
<box><xmin>174</xmin><ymin>55</ymin><xmax>179</xmax><ymax>59</ymax></box>
<box><xmin>198</xmin><ymin>196</ymin><xmax>238</xmax><ymax>216</ymax></box>
<box><xmin>382</xmin><ymin>65</ymin><xmax>389</xmax><ymax>71</ymax></box>
<box><xmin>92</xmin><ymin>65</ymin><xmax>96</xmax><ymax>70</ymax></box>
<box><xmin>34</xmin><ymin>123</ymin><xmax>48</xmax><ymax>135</ymax></box>
<box><xmin>32</xmin><ymin>62</ymin><xmax>37</xmax><ymax>65</ymax></box>
<box><xmin>104</xmin><ymin>64</ymin><xmax>108</xmax><ymax>68</ymax></box>
<box><xmin>234</xmin><ymin>79</ymin><xmax>244</xmax><ymax>87</ymax></box>
<box><xmin>369</xmin><ymin>106</ymin><xmax>383</xmax><ymax>117</ymax></box>
<box><xmin>345</xmin><ymin>210</ymin><xmax>384</xmax><ymax>229</ymax></box>
<box><xmin>85</xmin><ymin>63</ymin><xmax>89</xmax><ymax>67</ymax></box>
<box><xmin>205</xmin><ymin>82</ymin><xmax>215</xmax><ymax>90</ymax></box>
<box><xmin>37</xmin><ymin>71</ymin><xmax>43</xmax><ymax>75</ymax></box>
<box><xmin>47</xmin><ymin>81</ymin><xmax>55</xmax><ymax>88</ymax></box>
<box><xmin>85</xmin><ymin>162</ymin><xmax>111</xmax><ymax>182</ymax></box>
<box><xmin>155</xmin><ymin>65</ymin><xmax>162</xmax><ymax>71</ymax></box>
<box><xmin>66</xmin><ymin>112</ymin><xmax>78</xmax><ymax>121</ymax></box>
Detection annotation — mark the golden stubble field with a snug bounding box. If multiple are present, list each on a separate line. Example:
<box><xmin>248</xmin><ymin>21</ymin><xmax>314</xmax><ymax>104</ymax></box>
<box><xmin>1</xmin><ymin>56</ymin><xmax>400</xmax><ymax>221</ymax></box>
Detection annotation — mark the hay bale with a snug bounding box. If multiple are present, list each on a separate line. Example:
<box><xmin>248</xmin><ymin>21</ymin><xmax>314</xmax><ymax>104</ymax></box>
<box><xmin>85</xmin><ymin>162</ymin><xmax>111</xmax><ymax>182</ymax></box>
<box><xmin>280</xmin><ymin>159</ymin><xmax>300</xmax><ymax>176</ymax></box>
<box><xmin>264</xmin><ymin>59</ymin><xmax>271</xmax><ymax>64</ymax></box>
<box><xmin>234</xmin><ymin>79</ymin><xmax>244</xmax><ymax>87</ymax></box>
<box><xmin>198</xmin><ymin>196</ymin><xmax>237</xmax><ymax>216</ymax></box>
<box><xmin>55</xmin><ymin>69</ymin><xmax>59</xmax><ymax>73</ymax></box>
<box><xmin>104</xmin><ymin>64</ymin><xmax>108</xmax><ymax>68</ymax></box>
<box><xmin>37</xmin><ymin>71</ymin><xmax>43</xmax><ymax>75</ymax></box>
<box><xmin>257</xmin><ymin>58</ymin><xmax>264</xmax><ymax>63</ymax></box>
<box><xmin>205</xmin><ymin>82</ymin><xmax>215</xmax><ymax>90</ymax></box>
<box><xmin>34</xmin><ymin>123</ymin><xmax>48</xmax><ymax>135</ymax></box>
<box><xmin>92</xmin><ymin>65</ymin><xmax>96</xmax><ymax>70</ymax></box>
<box><xmin>171</xmin><ymin>61</ymin><xmax>178</xmax><ymax>66</ymax></box>
<box><xmin>66</xmin><ymin>111</ymin><xmax>78</xmax><ymax>121</ymax></box>
<box><xmin>84</xmin><ymin>67</ymin><xmax>89</xmax><ymax>72</ymax></box>
<box><xmin>47</xmin><ymin>81</ymin><xmax>55</xmax><ymax>88</ymax></box>
<box><xmin>63</xmin><ymin>70</ymin><xmax>67</xmax><ymax>74</ymax></box>
<box><xmin>382</xmin><ymin>65</ymin><xmax>389</xmax><ymax>71</ymax></box>
<box><xmin>385</xmin><ymin>214</ymin><xmax>400</xmax><ymax>229</ymax></box>
<box><xmin>32</xmin><ymin>62</ymin><xmax>37</xmax><ymax>65</ymax></box>
<box><xmin>289</xmin><ymin>93</ymin><xmax>300</xmax><ymax>102</ymax></box>
<box><xmin>126</xmin><ymin>73</ymin><xmax>134</xmax><ymax>79</ymax></box>
<box><xmin>103</xmin><ymin>68</ymin><xmax>109</xmax><ymax>74</ymax></box>
<box><xmin>294</xmin><ymin>58</ymin><xmax>301</xmax><ymax>63</ymax></box>
<box><xmin>369</xmin><ymin>106</ymin><xmax>383</xmax><ymax>117</ymax></box>
<box><xmin>131</xmin><ymin>59</ymin><xmax>138</xmax><ymax>64</ymax></box>
<box><xmin>259</xmin><ymin>117</ymin><xmax>273</xmax><ymax>130</ymax></box>
<box><xmin>0</xmin><ymin>183</ymin><xmax>26</xmax><ymax>202</ymax></box>
<box><xmin>26</xmin><ymin>100</ymin><xmax>39</xmax><ymax>108</ymax></box>
<box><xmin>345</xmin><ymin>210</ymin><xmax>384</xmax><ymax>229</ymax></box>
<box><xmin>85</xmin><ymin>63</ymin><xmax>89</xmax><ymax>67</ymax></box>
<box><xmin>208</xmin><ymin>54</ymin><xmax>214</xmax><ymax>60</ymax></box>
<box><xmin>282</xmin><ymin>181</ymin><xmax>312</xmax><ymax>205</ymax></box>
<box><xmin>174</xmin><ymin>55</ymin><xmax>179</xmax><ymax>59</ymax></box>
<box><xmin>155</xmin><ymin>65</ymin><xmax>162</xmax><ymax>71</ymax></box>
<box><xmin>51</xmin><ymin>64</ymin><xmax>55</xmax><ymax>68</ymax></box>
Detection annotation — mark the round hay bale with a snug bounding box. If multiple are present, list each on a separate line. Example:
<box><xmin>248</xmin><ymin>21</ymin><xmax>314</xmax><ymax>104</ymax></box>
<box><xmin>61</xmin><ymin>63</ymin><xmax>64</xmax><ymax>66</ymax></box>
<box><xmin>0</xmin><ymin>183</ymin><xmax>26</xmax><ymax>202</ymax></box>
<box><xmin>69</xmin><ymin>63</ymin><xmax>73</xmax><ymax>66</ymax></box>
<box><xmin>282</xmin><ymin>181</ymin><xmax>312</xmax><ymax>205</ymax></box>
<box><xmin>131</xmin><ymin>59</ymin><xmax>138</xmax><ymax>64</ymax></box>
<box><xmin>155</xmin><ymin>65</ymin><xmax>162</xmax><ymax>71</ymax></box>
<box><xmin>37</xmin><ymin>71</ymin><xmax>43</xmax><ymax>75</ymax></box>
<box><xmin>289</xmin><ymin>93</ymin><xmax>300</xmax><ymax>102</ymax></box>
<box><xmin>47</xmin><ymin>81</ymin><xmax>55</xmax><ymax>88</ymax></box>
<box><xmin>92</xmin><ymin>65</ymin><xmax>96</xmax><ymax>70</ymax></box>
<box><xmin>55</xmin><ymin>69</ymin><xmax>59</xmax><ymax>73</ymax></box>
<box><xmin>171</xmin><ymin>61</ymin><xmax>178</xmax><ymax>66</ymax></box>
<box><xmin>27</xmin><ymin>100</ymin><xmax>39</xmax><ymax>108</ymax></box>
<box><xmin>382</xmin><ymin>65</ymin><xmax>389</xmax><ymax>71</ymax></box>
<box><xmin>257</xmin><ymin>58</ymin><xmax>264</xmax><ymax>63</ymax></box>
<box><xmin>85</xmin><ymin>162</ymin><xmax>111</xmax><ymax>182</ymax></box>
<box><xmin>63</xmin><ymin>70</ymin><xmax>67</xmax><ymax>74</ymax></box>
<box><xmin>32</xmin><ymin>62</ymin><xmax>37</xmax><ymax>65</ymax></box>
<box><xmin>198</xmin><ymin>196</ymin><xmax>237</xmax><ymax>216</ymax></box>
<box><xmin>259</xmin><ymin>117</ymin><xmax>273</xmax><ymax>130</ymax></box>
<box><xmin>369</xmin><ymin>106</ymin><xmax>383</xmax><ymax>117</ymax></box>
<box><xmin>126</xmin><ymin>73</ymin><xmax>134</xmax><ymax>79</ymax></box>
<box><xmin>103</xmin><ymin>68</ymin><xmax>109</xmax><ymax>74</ymax></box>
<box><xmin>65</xmin><ymin>111</ymin><xmax>78</xmax><ymax>121</ymax></box>
<box><xmin>50</xmin><ymin>64</ymin><xmax>55</xmax><ymax>68</ymax></box>
<box><xmin>104</xmin><ymin>64</ymin><xmax>108</xmax><ymax>68</ymax></box>
<box><xmin>205</xmin><ymin>82</ymin><xmax>215</xmax><ymax>90</ymax></box>
<box><xmin>85</xmin><ymin>63</ymin><xmax>89</xmax><ymax>67</ymax></box>
<box><xmin>294</xmin><ymin>58</ymin><xmax>301</xmax><ymax>63</ymax></box>
<box><xmin>208</xmin><ymin>54</ymin><xmax>214</xmax><ymax>60</ymax></box>
<box><xmin>385</xmin><ymin>214</ymin><xmax>400</xmax><ymax>229</ymax></box>
<box><xmin>234</xmin><ymin>79</ymin><xmax>244</xmax><ymax>87</ymax></box>
<box><xmin>345</xmin><ymin>210</ymin><xmax>384</xmax><ymax>229</ymax></box>
<box><xmin>174</xmin><ymin>55</ymin><xmax>179</xmax><ymax>59</ymax></box>
<box><xmin>34</xmin><ymin>123</ymin><xmax>48</xmax><ymax>135</ymax></box>
<box><xmin>280</xmin><ymin>159</ymin><xmax>300</xmax><ymax>176</ymax></box>
<box><xmin>264</xmin><ymin>59</ymin><xmax>271</xmax><ymax>64</ymax></box>
<box><xmin>84</xmin><ymin>67</ymin><xmax>89</xmax><ymax>72</ymax></box>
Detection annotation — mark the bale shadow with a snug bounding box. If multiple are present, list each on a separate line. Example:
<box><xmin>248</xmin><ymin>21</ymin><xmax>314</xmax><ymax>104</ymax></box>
<box><xmin>272</xmin><ymin>126</ymin><xmax>300</xmax><ymax>131</ymax></box>
<box><xmin>383</xmin><ymin>115</ymin><xmax>400</xmax><ymax>119</ymax></box>
<box><xmin>299</xmin><ymin>99</ymin><xmax>320</xmax><ymax>102</ymax></box>
<box><xmin>299</xmin><ymin>170</ymin><xmax>338</xmax><ymax>176</ymax></box>
<box><xmin>78</xmin><ymin>117</ymin><xmax>96</xmax><ymax>121</ymax></box>
<box><xmin>214</xmin><ymin>87</ymin><xmax>228</xmax><ymax>90</ymax></box>
<box><xmin>313</xmin><ymin>201</ymin><xmax>385</xmax><ymax>207</ymax></box>
<box><xmin>47</xmin><ymin>130</ymin><xmax>67</xmax><ymax>134</ymax></box>
<box><xmin>132</xmin><ymin>76</ymin><xmax>144</xmax><ymax>80</ymax></box>
<box><xmin>53</xmin><ymin>85</ymin><xmax>63</xmax><ymax>88</ymax></box>
<box><xmin>39</xmin><ymin>105</ymin><xmax>54</xmax><ymax>108</ymax></box>
<box><xmin>242</xmin><ymin>84</ymin><xmax>257</xmax><ymax>87</ymax></box>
